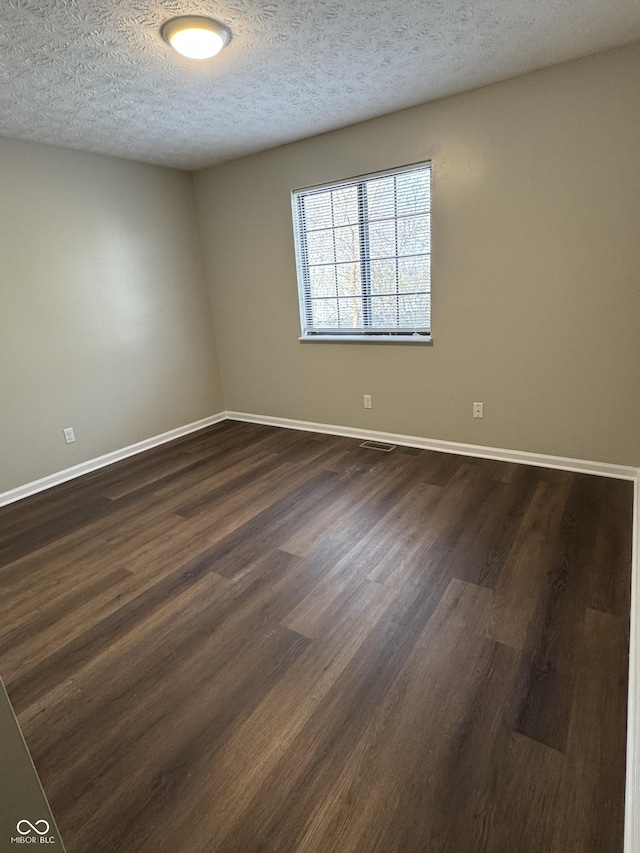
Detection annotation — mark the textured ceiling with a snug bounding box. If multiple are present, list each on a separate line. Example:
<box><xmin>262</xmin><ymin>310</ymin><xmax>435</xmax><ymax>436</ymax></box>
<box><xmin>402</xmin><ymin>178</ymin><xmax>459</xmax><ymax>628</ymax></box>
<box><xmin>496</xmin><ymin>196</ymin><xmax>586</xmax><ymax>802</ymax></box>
<box><xmin>1</xmin><ymin>0</ymin><xmax>640</xmax><ymax>171</ymax></box>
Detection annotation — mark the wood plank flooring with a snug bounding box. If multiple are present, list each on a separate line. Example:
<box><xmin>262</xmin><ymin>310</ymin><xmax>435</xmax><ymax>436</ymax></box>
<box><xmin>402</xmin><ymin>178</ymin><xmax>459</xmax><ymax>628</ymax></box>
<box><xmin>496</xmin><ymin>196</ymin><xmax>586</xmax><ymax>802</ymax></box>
<box><xmin>0</xmin><ymin>420</ymin><xmax>632</xmax><ymax>852</ymax></box>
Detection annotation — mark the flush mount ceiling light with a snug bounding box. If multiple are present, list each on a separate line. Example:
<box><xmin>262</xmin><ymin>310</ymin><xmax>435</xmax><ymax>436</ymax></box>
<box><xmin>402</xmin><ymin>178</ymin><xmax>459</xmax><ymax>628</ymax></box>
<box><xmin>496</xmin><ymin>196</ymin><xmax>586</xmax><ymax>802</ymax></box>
<box><xmin>162</xmin><ymin>16</ymin><xmax>230</xmax><ymax>60</ymax></box>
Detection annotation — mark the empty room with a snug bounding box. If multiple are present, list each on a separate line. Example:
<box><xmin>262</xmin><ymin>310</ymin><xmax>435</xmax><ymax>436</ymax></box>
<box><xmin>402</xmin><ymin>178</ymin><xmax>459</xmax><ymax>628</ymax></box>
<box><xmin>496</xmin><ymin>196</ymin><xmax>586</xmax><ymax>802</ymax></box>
<box><xmin>1</xmin><ymin>1</ymin><xmax>640</xmax><ymax>851</ymax></box>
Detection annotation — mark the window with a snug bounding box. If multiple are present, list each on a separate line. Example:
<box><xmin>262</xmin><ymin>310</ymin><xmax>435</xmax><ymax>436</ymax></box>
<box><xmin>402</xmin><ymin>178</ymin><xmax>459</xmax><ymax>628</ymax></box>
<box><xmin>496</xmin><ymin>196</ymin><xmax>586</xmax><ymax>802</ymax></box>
<box><xmin>291</xmin><ymin>162</ymin><xmax>431</xmax><ymax>343</ymax></box>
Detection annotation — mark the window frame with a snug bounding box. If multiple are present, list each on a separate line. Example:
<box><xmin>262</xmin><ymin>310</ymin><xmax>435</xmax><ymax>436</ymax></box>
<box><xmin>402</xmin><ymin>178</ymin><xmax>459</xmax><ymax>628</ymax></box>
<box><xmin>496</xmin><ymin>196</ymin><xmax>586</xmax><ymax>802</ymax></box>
<box><xmin>291</xmin><ymin>161</ymin><xmax>432</xmax><ymax>345</ymax></box>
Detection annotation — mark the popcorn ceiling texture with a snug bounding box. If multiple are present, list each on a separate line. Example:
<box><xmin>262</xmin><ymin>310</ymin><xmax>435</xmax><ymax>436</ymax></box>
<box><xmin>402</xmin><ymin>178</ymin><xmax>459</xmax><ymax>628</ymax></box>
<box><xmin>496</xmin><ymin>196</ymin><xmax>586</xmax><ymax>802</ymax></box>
<box><xmin>1</xmin><ymin>0</ymin><xmax>639</xmax><ymax>170</ymax></box>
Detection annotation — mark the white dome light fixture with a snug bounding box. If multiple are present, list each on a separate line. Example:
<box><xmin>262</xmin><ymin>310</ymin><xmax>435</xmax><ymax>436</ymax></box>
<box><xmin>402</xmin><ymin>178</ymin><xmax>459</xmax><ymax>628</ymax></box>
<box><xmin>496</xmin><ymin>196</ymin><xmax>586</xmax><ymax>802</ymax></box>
<box><xmin>162</xmin><ymin>16</ymin><xmax>230</xmax><ymax>60</ymax></box>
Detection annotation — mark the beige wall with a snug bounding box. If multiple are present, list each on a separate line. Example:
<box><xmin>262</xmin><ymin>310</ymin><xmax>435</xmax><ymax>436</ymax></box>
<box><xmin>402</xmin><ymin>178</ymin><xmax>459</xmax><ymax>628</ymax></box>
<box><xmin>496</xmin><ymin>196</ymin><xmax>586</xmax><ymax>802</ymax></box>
<box><xmin>0</xmin><ymin>138</ymin><xmax>223</xmax><ymax>493</ymax></box>
<box><xmin>2</xmin><ymin>42</ymin><xmax>638</xmax><ymax>495</ymax></box>
<box><xmin>194</xmin><ymin>42</ymin><xmax>640</xmax><ymax>467</ymax></box>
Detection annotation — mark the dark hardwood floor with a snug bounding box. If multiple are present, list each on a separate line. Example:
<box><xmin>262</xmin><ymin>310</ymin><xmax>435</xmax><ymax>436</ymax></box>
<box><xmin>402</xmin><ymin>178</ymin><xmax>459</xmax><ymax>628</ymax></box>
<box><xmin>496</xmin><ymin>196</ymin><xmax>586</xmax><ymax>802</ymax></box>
<box><xmin>0</xmin><ymin>420</ymin><xmax>632</xmax><ymax>852</ymax></box>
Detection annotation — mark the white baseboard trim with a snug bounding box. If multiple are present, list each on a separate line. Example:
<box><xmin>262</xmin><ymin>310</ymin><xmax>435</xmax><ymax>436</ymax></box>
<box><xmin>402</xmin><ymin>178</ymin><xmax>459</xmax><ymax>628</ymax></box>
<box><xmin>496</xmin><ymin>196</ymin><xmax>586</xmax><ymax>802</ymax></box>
<box><xmin>626</xmin><ymin>477</ymin><xmax>640</xmax><ymax>853</ymax></box>
<box><xmin>0</xmin><ymin>413</ymin><xmax>226</xmax><ymax>508</ymax></box>
<box><xmin>225</xmin><ymin>410</ymin><xmax>638</xmax><ymax>481</ymax></box>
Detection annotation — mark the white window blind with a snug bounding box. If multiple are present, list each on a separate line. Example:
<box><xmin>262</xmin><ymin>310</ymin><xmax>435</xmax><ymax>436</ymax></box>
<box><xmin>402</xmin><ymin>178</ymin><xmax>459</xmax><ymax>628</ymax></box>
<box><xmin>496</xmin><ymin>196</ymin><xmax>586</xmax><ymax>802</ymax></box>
<box><xmin>291</xmin><ymin>162</ymin><xmax>431</xmax><ymax>341</ymax></box>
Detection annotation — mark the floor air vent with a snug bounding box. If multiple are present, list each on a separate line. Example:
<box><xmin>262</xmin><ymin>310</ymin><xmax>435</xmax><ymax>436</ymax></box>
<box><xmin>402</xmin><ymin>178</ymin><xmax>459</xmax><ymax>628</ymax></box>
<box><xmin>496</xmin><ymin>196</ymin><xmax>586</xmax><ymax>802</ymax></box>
<box><xmin>360</xmin><ymin>440</ymin><xmax>396</xmax><ymax>452</ymax></box>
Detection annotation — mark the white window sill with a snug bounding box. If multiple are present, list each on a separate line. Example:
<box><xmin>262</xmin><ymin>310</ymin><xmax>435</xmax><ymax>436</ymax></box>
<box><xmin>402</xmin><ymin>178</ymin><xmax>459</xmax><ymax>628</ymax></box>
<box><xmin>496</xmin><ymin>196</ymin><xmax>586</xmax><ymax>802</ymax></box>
<box><xmin>299</xmin><ymin>335</ymin><xmax>432</xmax><ymax>345</ymax></box>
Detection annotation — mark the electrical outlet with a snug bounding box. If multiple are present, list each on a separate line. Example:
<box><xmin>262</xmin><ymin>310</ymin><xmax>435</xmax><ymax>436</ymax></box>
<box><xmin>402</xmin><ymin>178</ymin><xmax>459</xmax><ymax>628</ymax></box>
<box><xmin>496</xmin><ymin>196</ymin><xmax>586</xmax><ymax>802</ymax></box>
<box><xmin>473</xmin><ymin>402</ymin><xmax>484</xmax><ymax>419</ymax></box>
<box><xmin>63</xmin><ymin>427</ymin><xmax>76</xmax><ymax>444</ymax></box>
<box><xmin>363</xmin><ymin>394</ymin><xmax>372</xmax><ymax>409</ymax></box>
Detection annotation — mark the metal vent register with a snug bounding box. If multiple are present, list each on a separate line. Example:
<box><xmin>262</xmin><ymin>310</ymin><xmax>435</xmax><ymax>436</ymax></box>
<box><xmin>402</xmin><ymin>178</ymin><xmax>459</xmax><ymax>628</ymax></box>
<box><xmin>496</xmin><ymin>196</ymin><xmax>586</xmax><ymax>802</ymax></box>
<box><xmin>359</xmin><ymin>441</ymin><xmax>396</xmax><ymax>452</ymax></box>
